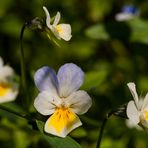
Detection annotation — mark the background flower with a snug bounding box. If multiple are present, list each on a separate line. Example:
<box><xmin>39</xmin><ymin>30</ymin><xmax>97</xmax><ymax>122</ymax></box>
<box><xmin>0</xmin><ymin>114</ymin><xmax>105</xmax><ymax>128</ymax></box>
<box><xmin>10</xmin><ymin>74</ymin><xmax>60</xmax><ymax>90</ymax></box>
<box><xmin>0</xmin><ymin>57</ymin><xmax>18</xmax><ymax>103</ymax></box>
<box><xmin>126</xmin><ymin>82</ymin><xmax>148</xmax><ymax>129</ymax></box>
<box><xmin>115</xmin><ymin>5</ymin><xmax>140</xmax><ymax>21</ymax></box>
<box><xmin>43</xmin><ymin>6</ymin><xmax>72</xmax><ymax>41</ymax></box>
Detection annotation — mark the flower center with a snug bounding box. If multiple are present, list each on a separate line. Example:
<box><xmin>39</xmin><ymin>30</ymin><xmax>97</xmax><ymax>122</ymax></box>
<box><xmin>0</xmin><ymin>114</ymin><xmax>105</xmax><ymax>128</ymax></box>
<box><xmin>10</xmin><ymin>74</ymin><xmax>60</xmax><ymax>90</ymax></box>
<box><xmin>55</xmin><ymin>25</ymin><xmax>63</xmax><ymax>33</ymax></box>
<box><xmin>47</xmin><ymin>107</ymin><xmax>77</xmax><ymax>133</ymax></box>
<box><xmin>0</xmin><ymin>83</ymin><xmax>10</xmax><ymax>97</ymax></box>
<box><xmin>140</xmin><ymin>110</ymin><xmax>148</xmax><ymax>128</ymax></box>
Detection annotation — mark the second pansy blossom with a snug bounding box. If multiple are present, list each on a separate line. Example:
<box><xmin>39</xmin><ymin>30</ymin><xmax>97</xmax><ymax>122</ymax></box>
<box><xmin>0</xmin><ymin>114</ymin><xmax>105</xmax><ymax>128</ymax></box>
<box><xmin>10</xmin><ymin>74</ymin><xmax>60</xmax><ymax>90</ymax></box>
<box><xmin>126</xmin><ymin>82</ymin><xmax>148</xmax><ymax>129</ymax></box>
<box><xmin>0</xmin><ymin>57</ymin><xmax>18</xmax><ymax>103</ymax></box>
<box><xmin>43</xmin><ymin>6</ymin><xmax>72</xmax><ymax>41</ymax></box>
<box><xmin>34</xmin><ymin>63</ymin><xmax>92</xmax><ymax>137</ymax></box>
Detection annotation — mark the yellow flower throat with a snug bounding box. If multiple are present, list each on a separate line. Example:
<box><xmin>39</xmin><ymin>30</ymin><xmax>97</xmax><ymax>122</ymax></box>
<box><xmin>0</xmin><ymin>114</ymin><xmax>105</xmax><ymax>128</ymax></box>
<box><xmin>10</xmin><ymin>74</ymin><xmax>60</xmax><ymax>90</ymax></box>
<box><xmin>56</xmin><ymin>25</ymin><xmax>63</xmax><ymax>33</ymax></box>
<box><xmin>47</xmin><ymin>107</ymin><xmax>77</xmax><ymax>133</ymax></box>
<box><xmin>144</xmin><ymin>111</ymin><xmax>148</xmax><ymax>121</ymax></box>
<box><xmin>0</xmin><ymin>83</ymin><xmax>10</xmax><ymax>97</ymax></box>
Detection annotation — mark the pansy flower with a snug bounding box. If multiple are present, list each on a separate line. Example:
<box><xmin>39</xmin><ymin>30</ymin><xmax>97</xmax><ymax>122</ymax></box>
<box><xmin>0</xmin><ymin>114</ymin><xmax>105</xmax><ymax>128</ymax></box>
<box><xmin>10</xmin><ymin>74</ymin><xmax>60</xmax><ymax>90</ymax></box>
<box><xmin>115</xmin><ymin>5</ymin><xmax>139</xmax><ymax>21</ymax></box>
<box><xmin>0</xmin><ymin>57</ymin><xmax>18</xmax><ymax>103</ymax></box>
<box><xmin>43</xmin><ymin>6</ymin><xmax>72</xmax><ymax>41</ymax></box>
<box><xmin>34</xmin><ymin>63</ymin><xmax>92</xmax><ymax>137</ymax></box>
<box><xmin>126</xmin><ymin>82</ymin><xmax>148</xmax><ymax>129</ymax></box>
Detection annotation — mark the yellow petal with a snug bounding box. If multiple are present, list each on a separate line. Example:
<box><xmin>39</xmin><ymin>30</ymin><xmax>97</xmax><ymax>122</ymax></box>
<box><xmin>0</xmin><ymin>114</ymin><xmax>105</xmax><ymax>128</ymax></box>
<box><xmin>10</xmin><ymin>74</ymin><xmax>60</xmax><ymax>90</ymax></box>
<box><xmin>140</xmin><ymin>110</ymin><xmax>148</xmax><ymax>128</ymax></box>
<box><xmin>0</xmin><ymin>83</ymin><xmax>10</xmax><ymax>97</ymax></box>
<box><xmin>44</xmin><ymin>107</ymin><xmax>82</xmax><ymax>137</ymax></box>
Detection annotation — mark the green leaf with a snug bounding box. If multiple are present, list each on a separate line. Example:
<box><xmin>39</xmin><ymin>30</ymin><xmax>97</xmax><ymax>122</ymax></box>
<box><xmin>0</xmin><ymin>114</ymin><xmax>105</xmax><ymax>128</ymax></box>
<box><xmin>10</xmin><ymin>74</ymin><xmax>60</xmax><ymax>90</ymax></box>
<box><xmin>127</xmin><ymin>18</ymin><xmax>148</xmax><ymax>44</ymax></box>
<box><xmin>36</xmin><ymin>120</ymin><xmax>82</xmax><ymax>148</ymax></box>
<box><xmin>0</xmin><ymin>102</ymin><xmax>26</xmax><ymax>115</ymax></box>
<box><xmin>86</xmin><ymin>18</ymin><xmax>148</xmax><ymax>44</ymax></box>
<box><xmin>82</xmin><ymin>70</ymin><xmax>108</xmax><ymax>90</ymax></box>
<box><xmin>85</xmin><ymin>21</ymin><xmax>130</xmax><ymax>41</ymax></box>
<box><xmin>70</xmin><ymin>127</ymin><xmax>87</xmax><ymax>138</ymax></box>
<box><xmin>85</xmin><ymin>24</ymin><xmax>109</xmax><ymax>40</ymax></box>
<box><xmin>0</xmin><ymin>102</ymin><xmax>28</xmax><ymax>122</ymax></box>
<box><xmin>87</xmin><ymin>0</ymin><xmax>113</xmax><ymax>20</ymax></box>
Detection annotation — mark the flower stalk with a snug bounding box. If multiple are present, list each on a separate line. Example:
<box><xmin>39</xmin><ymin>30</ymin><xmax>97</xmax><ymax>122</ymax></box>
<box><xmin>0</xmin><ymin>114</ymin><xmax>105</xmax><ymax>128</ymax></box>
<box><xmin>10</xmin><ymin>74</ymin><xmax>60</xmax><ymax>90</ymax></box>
<box><xmin>96</xmin><ymin>112</ymin><xmax>112</xmax><ymax>148</ymax></box>
<box><xmin>96</xmin><ymin>104</ymin><xmax>127</xmax><ymax>148</ymax></box>
<box><xmin>20</xmin><ymin>23</ymin><xmax>29</xmax><ymax>109</ymax></box>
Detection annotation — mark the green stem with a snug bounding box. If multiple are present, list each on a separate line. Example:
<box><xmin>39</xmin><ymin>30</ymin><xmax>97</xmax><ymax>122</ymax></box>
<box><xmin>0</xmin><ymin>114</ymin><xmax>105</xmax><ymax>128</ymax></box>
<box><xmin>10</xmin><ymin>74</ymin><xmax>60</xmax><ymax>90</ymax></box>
<box><xmin>96</xmin><ymin>104</ymin><xmax>127</xmax><ymax>148</ymax></box>
<box><xmin>0</xmin><ymin>105</ymin><xmax>30</xmax><ymax>120</ymax></box>
<box><xmin>20</xmin><ymin>23</ymin><xmax>29</xmax><ymax>109</ymax></box>
<box><xmin>96</xmin><ymin>112</ymin><xmax>114</xmax><ymax>148</ymax></box>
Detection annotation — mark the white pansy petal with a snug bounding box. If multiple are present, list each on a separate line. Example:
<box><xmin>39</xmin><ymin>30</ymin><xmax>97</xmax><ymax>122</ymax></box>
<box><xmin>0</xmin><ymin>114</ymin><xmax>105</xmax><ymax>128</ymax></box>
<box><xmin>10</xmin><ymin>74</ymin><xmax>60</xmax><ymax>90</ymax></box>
<box><xmin>51</xmin><ymin>26</ymin><xmax>61</xmax><ymax>40</ymax></box>
<box><xmin>34</xmin><ymin>91</ymin><xmax>60</xmax><ymax>115</ymax></box>
<box><xmin>126</xmin><ymin>100</ymin><xmax>140</xmax><ymax>124</ymax></box>
<box><xmin>53</xmin><ymin>12</ymin><xmax>61</xmax><ymax>25</ymax></box>
<box><xmin>65</xmin><ymin>90</ymin><xmax>92</xmax><ymax>115</ymax></box>
<box><xmin>0</xmin><ymin>87</ymin><xmax>18</xmax><ymax>103</ymax></box>
<box><xmin>0</xmin><ymin>65</ymin><xmax>14</xmax><ymax>81</ymax></box>
<box><xmin>43</xmin><ymin>6</ymin><xmax>51</xmax><ymax>28</ymax></box>
<box><xmin>57</xmin><ymin>63</ymin><xmax>84</xmax><ymax>97</ymax></box>
<box><xmin>142</xmin><ymin>93</ymin><xmax>148</xmax><ymax>110</ymax></box>
<box><xmin>34</xmin><ymin>66</ymin><xmax>59</xmax><ymax>93</ymax></box>
<box><xmin>56</xmin><ymin>24</ymin><xmax>72</xmax><ymax>41</ymax></box>
<box><xmin>0</xmin><ymin>57</ymin><xmax>3</xmax><ymax>67</ymax></box>
<box><xmin>127</xmin><ymin>82</ymin><xmax>139</xmax><ymax>106</ymax></box>
<box><xmin>44</xmin><ymin>108</ymin><xmax>82</xmax><ymax>137</ymax></box>
<box><xmin>125</xmin><ymin>119</ymin><xmax>142</xmax><ymax>130</ymax></box>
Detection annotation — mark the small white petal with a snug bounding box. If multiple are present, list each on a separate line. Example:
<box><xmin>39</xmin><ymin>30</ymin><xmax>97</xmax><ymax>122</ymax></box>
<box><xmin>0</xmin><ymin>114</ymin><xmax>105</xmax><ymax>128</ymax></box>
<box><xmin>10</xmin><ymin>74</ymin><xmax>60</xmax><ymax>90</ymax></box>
<box><xmin>0</xmin><ymin>87</ymin><xmax>18</xmax><ymax>103</ymax></box>
<box><xmin>142</xmin><ymin>93</ymin><xmax>148</xmax><ymax>110</ymax></box>
<box><xmin>0</xmin><ymin>65</ymin><xmax>14</xmax><ymax>82</ymax></box>
<box><xmin>65</xmin><ymin>90</ymin><xmax>92</xmax><ymax>115</ymax></box>
<box><xmin>53</xmin><ymin>12</ymin><xmax>61</xmax><ymax>26</ymax></box>
<box><xmin>0</xmin><ymin>57</ymin><xmax>4</xmax><ymax>67</ymax></box>
<box><xmin>127</xmin><ymin>82</ymin><xmax>139</xmax><ymax>107</ymax></box>
<box><xmin>126</xmin><ymin>100</ymin><xmax>140</xmax><ymax>124</ymax></box>
<box><xmin>43</xmin><ymin>6</ymin><xmax>51</xmax><ymax>28</ymax></box>
<box><xmin>57</xmin><ymin>63</ymin><xmax>84</xmax><ymax>97</ymax></box>
<box><xmin>34</xmin><ymin>91</ymin><xmax>61</xmax><ymax>115</ymax></box>
<box><xmin>125</xmin><ymin>119</ymin><xmax>142</xmax><ymax>130</ymax></box>
<box><xmin>115</xmin><ymin>13</ymin><xmax>134</xmax><ymax>21</ymax></box>
<box><xmin>55</xmin><ymin>24</ymin><xmax>72</xmax><ymax>41</ymax></box>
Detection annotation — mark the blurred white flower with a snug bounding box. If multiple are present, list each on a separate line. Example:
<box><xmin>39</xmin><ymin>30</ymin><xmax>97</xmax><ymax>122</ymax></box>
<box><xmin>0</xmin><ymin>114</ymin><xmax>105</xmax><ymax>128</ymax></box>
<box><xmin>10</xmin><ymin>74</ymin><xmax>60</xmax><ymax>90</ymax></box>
<box><xmin>0</xmin><ymin>57</ymin><xmax>18</xmax><ymax>103</ymax></box>
<box><xmin>115</xmin><ymin>5</ymin><xmax>140</xmax><ymax>21</ymax></box>
<box><xmin>125</xmin><ymin>119</ymin><xmax>142</xmax><ymax>130</ymax></box>
<box><xmin>34</xmin><ymin>63</ymin><xmax>92</xmax><ymax>137</ymax></box>
<box><xmin>43</xmin><ymin>6</ymin><xmax>72</xmax><ymax>41</ymax></box>
<box><xmin>126</xmin><ymin>82</ymin><xmax>148</xmax><ymax>129</ymax></box>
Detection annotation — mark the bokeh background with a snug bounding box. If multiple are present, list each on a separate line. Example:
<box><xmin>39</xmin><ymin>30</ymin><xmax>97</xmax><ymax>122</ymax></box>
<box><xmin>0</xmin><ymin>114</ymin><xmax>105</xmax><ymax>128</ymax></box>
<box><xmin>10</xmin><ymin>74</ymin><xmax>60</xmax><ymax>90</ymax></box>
<box><xmin>1</xmin><ymin>0</ymin><xmax>148</xmax><ymax>147</ymax></box>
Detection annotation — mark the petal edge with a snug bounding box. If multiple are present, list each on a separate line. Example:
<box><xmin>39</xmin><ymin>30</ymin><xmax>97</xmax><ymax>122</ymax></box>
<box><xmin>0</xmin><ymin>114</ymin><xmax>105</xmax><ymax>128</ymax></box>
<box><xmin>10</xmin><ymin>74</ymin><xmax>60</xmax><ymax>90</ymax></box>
<box><xmin>126</xmin><ymin>100</ymin><xmax>140</xmax><ymax>124</ymax></box>
<box><xmin>57</xmin><ymin>63</ymin><xmax>84</xmax><ymax>97</ymax></box>
<box><xmin>65</xmin><ymin>90</ymin><xmax>92</xmax><ymax>115</ymax></box>
<box><xmin>44</xmin><ymin>108</ymin><xmax>82</xmax><ymax>137</ymax></box>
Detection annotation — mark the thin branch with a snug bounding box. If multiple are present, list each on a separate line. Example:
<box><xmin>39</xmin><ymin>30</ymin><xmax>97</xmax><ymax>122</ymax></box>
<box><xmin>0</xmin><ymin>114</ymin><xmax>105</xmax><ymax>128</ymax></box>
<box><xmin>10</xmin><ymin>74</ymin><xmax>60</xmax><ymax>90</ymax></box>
<box><xmin>96</xmin><ymin>112</ymin><xmax>114</xmax><ymax>148</ymax></box>
<box><xmin>20</xmin><ymin>22</ymin><xmax>29</xmax><ymax>109</ymax></box>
